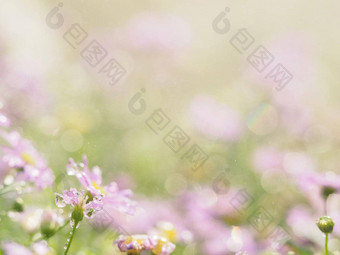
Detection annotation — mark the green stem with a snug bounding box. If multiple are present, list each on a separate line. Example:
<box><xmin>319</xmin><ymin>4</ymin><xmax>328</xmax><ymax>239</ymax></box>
<box><xmin>325</xmin><ymin>196</ymin><xmax>329</xmax><ymax>215</ymax></box>
<box><xmin>325</xmin><ymin>233</ymin><xmax>329</xmax><ymax>255</ymax></box>
<box><xmin>64</xmin><ymin>220</ymin><xmax>78</xmax><ymax>255</ymax></box>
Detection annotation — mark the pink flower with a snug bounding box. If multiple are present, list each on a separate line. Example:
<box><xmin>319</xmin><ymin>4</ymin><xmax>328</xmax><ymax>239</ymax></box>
<box><xmin>0</xmin><ymin>131</ymin><xmax>54</xmax><ymax>189</ymax></box>
<box><xmin>115</xmin><ymin>234</ymin><xmax>155</xmax><ymax>253</ymax></box>
<box><xmin>2</xmin><ymin>241</ymin><xmax>51</xmax><ymax>255</ymax></box>
<box><xmin>108</xmin><ymin>198</ymin><xmax>190</xmax><ymax>245</ymax></box>
<box><xmin>298</xmin><ymin>171</ymin><xmax>340</xmax><ymax>193</ymax></box>
<box><xmin>2</xmin><ymin>242</ymin><xmax>32</xmax><ymax>255</ymax></box>
<box><xmin>0</xmin><ymin>70</ymin><xmax>51</xmax><ymax>123</ymax></box>
<box><xmin>55</xmin><ymin>188</ymin><xmax>103</xmax><ymax>220</ymax></box>
<box><xmin>31</xmin><ymin>242</ymin><xmax>51</xmax><ymax>255</ymax></box>
<box><xmin>287</xmin><ymin>206</ymin><xmax>321</xmax><ymax>244</ymax></box>
<box><xmin>188</xmin><ymin>95</ymin><xmax>244</xmax><ymax>142</ymax></box>
<box><xmin>67</xmin><ymin>156</ymin><xmax>136</xmax><ymax>216</ymax></box>
<box><xmin>114</xmin><ymin>234</ymin><xmax>176</xmax><ymax>255</ymax></box>
<box><xmin>296</xmin><ymin>171</ymin><xmax>340</xmax><ymax>215</ymax></box>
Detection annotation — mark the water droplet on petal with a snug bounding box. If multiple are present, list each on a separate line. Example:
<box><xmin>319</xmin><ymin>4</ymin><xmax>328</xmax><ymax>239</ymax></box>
<box><xmin>66</xmin><ymin>167</ymin><xmax>76</xmax><ymax>176</ymax></box>
<box><xmin>84</xmin><ymin>208</ymin><xmax>95</xmax><ymax>219</ymax></box>
<box><xmin>55</xmin><ymin>194</ymin><xmax>66</xmax><ymax>208</ymax></box>
<box><xmin>94</xmin><ymin>194</ymin><xmax>104</xmax><ymax>203</ymax></box>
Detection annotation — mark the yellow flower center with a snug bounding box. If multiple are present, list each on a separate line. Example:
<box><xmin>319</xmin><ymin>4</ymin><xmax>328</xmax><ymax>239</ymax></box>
<box><xmin>91</xmin><ymin>181</ymin><xmax>106</xmax><ymax>194</ymax></box>
<box><xmin>152</xmin><ymin>237</ymin><xmax>168</xmax><ymax>255</ymax></box>
<box><xmin>21</xmin><ymin>153</ymin><xmax>35</xmax><ymax>166</ymax></box>
<box><xmin>157</xmin><ymin>222</ymin><xmax>178</xmax><ymax>243</ymax></box>
<box><xmin>163</xmin><ymin>228</ymin><xmax>177</xmax><ymax>243</ymax></box>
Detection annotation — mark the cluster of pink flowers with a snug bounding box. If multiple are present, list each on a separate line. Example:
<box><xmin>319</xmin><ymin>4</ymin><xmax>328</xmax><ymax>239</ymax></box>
<box><xmin>0</xmin><ymin>130</ymin><xmax>54</xmax><ymax>190</ymax></box>
<box><xmin>53</xmin><ymin>157</ymin><xmax>176</xmax><ymax>255</ymax></box>
<box><xmin>0</xmin><ymin>111</ymin><xmax>54</xmax><ymax>190</ymax></box>
<box><xmin>0</xmin><ymin>115</ymin><xmax>175</xmax><ymax>255</ymax></box>
<box><xmin>2</xmin><ymin>94</ymin><xmax>338</xmax><ymax>255</ymax></box>
<box><xmin>0</xmin><ymin>115</ymin><xmax>164</xmax><ymax>255</ymax></box>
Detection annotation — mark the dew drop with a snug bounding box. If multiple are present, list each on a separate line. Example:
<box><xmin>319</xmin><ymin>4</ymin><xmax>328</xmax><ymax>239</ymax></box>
<box><xmin>94</xmin><ymin>194</ymin><xmax>104</xmax><ymax>203</ymax></box>
<box><xmin>70</xmin><ymin>218</ymin><xmax>80</xmax><ymax>228</ymax></box>
<box><xmin>66</xmin><ymin>166</ymin><xmax>76</xmax><ymax>176</ymax></box>
<box><xmin>55</xmin><ymin>194</ymin><xmax>66</xmax><ymax>208</ymax></box>
<box><xmin>84</xmin><ymin>208</ymin><xmax>95</xmax><ymax>219</ymax></box>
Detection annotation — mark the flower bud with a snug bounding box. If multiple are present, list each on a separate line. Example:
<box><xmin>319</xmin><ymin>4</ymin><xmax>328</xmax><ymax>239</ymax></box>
<box><xmin>72</xmin><ymin>206</ymin><xmax>84</xmax><ymax>223</ymax></box>
<box><xmin>40</xmin><ymin>210</ymin><xmax>60</xmax><ymax>238</ymax></box>
<box><xmin>40</xmin><ymin>221</ymin><xmax>56</xmax><ymax>238</ymax></box>
<box><xmin>316</xmin><ymin>216</ymin><xmax>334</xmax><ymax>234</ymax></box>
<box><xmin>12</xmin><ymin>198</ymin><xmax>24</xmax><ymax>212</ymax></box>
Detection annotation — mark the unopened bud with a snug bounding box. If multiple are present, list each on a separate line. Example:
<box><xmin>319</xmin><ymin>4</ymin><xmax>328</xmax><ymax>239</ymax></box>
<box><xmin>316</xmin><ymin>216</ymin><xmax>334</xmax><ymax>234</ymax></box>
<box><xmin>72</xmin><ymin>206</ymin><xmax>84</xmax><ymax>222</ymax></box>
<box><xmin>40</xmin><ymin>210</ymin><xmax>58</xmax><ymax>238</ymax></box>
<box><xmin>12</xmin><ymin>198</ymin><xmax>24</xmax><ymax>212</ymax></box>
<box><xmin>40</xmin><ymin>221</ymin><xmax>56</xmax><ymax>238</ymax></box>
